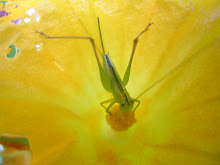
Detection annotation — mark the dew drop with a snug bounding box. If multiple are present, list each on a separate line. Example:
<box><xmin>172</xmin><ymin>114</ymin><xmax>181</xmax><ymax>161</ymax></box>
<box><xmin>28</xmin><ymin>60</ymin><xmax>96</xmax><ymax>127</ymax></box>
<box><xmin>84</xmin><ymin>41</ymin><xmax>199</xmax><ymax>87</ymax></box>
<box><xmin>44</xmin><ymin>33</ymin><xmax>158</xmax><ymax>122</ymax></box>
<box><xmin>35</xmin><ymin>14</ymin><xmax>40</xmax><ymax>22</ymax></box>
<box><xmin>26</xmin><ymin>8</ymin><xmax>35</xmax><ymax>16</ymax></box>
<box><xmin>24</xmin><ymin>17</ymin><xmax>31</xmax><ymax>23</ymax></box>
<box><xmin>12</xmin><ymin>19</ymin><xmax>22</xmax><ymax>25</ymax></box>
<box><xmin>36</xmin><ymin>44</ymin><xmax>42</xmax><ymax>51</ymax></box>
<box><xmin>17</xmin><ymin>49</ymin><xmax>20</xmax><ymax>55</ymax></box>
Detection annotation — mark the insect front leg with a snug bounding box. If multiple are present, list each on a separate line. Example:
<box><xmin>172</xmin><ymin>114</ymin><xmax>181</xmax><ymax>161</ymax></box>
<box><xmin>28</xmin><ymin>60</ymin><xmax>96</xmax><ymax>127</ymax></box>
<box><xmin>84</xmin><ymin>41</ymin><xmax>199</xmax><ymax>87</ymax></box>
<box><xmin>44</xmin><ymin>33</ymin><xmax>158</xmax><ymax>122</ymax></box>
<box><xmin>132</xmin><ymin>99</ymin><xmax>140</xmax><ymax>113</ymax></box>
<box><xmin>100</xmin><ymin>98</ymin><xmax>114</xmax><ymax>109</ymax></box>
<box><xmin>104</xmin><ymin>100</ymin><xmax>116</xmax><ymax>115</ymax></box>
<box><xmin>123</xmin><ymin>23</ymin><xmax>153</xmax><ymax>86</ymax></box>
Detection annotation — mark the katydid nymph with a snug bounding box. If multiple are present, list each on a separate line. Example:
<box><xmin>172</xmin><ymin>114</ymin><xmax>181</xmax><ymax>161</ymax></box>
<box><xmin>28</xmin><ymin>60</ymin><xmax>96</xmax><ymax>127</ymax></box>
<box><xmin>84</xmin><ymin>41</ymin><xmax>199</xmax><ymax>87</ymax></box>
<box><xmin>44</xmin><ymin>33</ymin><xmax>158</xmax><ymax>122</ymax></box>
<box><xmin>37</xmin><ymin>18</ymin><xmax>164</xmax><ymax>115</ymax></box>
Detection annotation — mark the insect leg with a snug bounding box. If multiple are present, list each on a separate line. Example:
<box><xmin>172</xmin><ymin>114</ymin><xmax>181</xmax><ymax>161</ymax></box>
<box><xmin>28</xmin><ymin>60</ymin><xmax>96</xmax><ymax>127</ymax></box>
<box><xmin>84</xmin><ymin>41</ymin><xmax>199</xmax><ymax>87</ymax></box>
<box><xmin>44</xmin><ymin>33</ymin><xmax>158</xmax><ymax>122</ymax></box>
<box><xmin>132</xmin><ymin>99</ymin><xmax>140</xmax><ymax>113</ymax></box>
<box><xmin>100</xmin><ymin>98</ymin><xmax>114</xmax><ymax>109</ymax></box>
<box><xmin>123</xmin><ymin>23</ymin><xmax>153</xmax><ymax>86</ymax></box>
<box><xmin>105</xmin><ymin>100</ymin><xmax>116</xmax><ymax>115</ymax></box>
<box><xmin>36</xmin><ymin>31</ymin><xmax>111</xmax><ymax>92</ymax></box>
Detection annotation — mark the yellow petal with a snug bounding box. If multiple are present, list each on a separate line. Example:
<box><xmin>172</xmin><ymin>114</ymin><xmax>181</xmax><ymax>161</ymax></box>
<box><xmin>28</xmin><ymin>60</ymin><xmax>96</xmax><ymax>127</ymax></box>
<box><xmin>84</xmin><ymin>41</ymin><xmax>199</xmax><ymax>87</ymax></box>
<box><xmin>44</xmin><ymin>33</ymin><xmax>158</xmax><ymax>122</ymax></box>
<box><xmin>0</xmin><ymin>0</ymin><xmax>220</xmax><ymax>165</ymax></box>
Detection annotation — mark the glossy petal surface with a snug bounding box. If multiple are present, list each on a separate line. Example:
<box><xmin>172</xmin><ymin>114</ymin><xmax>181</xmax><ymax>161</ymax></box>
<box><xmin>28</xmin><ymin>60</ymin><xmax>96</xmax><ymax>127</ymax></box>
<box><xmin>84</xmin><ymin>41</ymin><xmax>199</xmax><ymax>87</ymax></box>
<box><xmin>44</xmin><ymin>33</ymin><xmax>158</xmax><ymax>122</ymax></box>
<box><xmin>0</xmin><ymin>0</ymin><xmax>220</xmax><ymax>164</ymax></box>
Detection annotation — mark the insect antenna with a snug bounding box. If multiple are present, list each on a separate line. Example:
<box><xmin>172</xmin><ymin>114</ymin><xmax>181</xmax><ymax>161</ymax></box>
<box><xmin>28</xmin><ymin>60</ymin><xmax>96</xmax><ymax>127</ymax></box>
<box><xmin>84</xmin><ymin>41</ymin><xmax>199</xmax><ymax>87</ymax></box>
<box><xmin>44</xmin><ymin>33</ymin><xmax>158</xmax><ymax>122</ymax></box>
<box><xmin>136</xmin><ymin>67</ymin><xmax>177</xmax><ymax>99</ymax></box>
<box><xmin>136</xmin><ymin>53</ymin><xmax>196</xmax><ymax>100</ymax></box>
<box><xmin>97</xmin><ymin>17</ymin><xmax>106</xmax><ymax>55</ymax></box>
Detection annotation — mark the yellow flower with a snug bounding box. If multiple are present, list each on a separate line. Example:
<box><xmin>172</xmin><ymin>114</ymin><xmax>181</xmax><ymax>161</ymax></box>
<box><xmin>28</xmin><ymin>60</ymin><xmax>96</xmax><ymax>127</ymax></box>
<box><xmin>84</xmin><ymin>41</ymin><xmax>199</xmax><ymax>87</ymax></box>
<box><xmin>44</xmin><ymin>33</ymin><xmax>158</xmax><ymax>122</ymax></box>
<box><xmin>0</xmin><ymin>0</ymin><xmax>220</xmax><ymax>164</ymax></box>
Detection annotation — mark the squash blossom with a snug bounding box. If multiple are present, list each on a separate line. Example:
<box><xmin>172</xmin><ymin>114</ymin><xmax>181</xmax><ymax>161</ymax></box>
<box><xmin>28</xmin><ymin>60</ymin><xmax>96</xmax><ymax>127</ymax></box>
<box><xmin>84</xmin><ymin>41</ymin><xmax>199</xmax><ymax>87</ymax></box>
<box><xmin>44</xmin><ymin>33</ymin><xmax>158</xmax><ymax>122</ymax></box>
<box><xmin>0</xmin><ymin>0</ymin><xmax>220</xmax><ymax>164</ymax></box>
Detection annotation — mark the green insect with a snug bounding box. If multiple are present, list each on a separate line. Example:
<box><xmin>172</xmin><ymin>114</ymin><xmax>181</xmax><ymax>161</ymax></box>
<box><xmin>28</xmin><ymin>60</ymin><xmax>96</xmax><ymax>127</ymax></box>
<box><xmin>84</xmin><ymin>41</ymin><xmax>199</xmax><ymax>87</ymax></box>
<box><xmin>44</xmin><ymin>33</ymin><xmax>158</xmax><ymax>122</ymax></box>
<box><xmin>37</xmin><ymin>18</ymin><xmax>180</xmax><ymax>115</ymax></box>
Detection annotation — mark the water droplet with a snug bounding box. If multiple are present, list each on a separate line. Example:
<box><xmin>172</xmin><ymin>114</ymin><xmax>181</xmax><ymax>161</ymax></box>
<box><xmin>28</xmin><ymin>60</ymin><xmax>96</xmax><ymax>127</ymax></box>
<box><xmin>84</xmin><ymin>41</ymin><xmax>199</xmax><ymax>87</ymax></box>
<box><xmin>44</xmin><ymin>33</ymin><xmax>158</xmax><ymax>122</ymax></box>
<box><xmin>26</xmin><ymin>8</ymin><xmax>35</xmax><ymax>16</ymax></box>
<box><xmin>36</xmin><ymin>44</ymin><xmax>42</xmax><ymax>51</ymax></box>
<box><xmin>24</xmin><ymin>17</ymin><xmax>31</xmax><ymax>23</ymax></box>
<box><xmin>12</xmin><ymin>19</ymin><xmax>22</xmax><ymax>25</ymax></box>
<box><xmin>35</xmin><ymin>14</ymin><xmax>40</xmax><ymax>22</ymax></box>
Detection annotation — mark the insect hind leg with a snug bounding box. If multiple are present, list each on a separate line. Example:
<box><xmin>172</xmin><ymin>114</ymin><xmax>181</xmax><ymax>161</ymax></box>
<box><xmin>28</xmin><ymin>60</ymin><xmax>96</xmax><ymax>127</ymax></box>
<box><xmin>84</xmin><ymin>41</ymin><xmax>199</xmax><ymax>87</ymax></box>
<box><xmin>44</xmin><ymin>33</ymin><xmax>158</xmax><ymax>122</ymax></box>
<box><xmin>123</xmin><ymin>23</ymin><xmax>153</xmax><ymax>86</ymax></box>
<box><xmin>36</xmin><ymin>31</ymin><xmax>111</xmax><ymax>92</ymax></box>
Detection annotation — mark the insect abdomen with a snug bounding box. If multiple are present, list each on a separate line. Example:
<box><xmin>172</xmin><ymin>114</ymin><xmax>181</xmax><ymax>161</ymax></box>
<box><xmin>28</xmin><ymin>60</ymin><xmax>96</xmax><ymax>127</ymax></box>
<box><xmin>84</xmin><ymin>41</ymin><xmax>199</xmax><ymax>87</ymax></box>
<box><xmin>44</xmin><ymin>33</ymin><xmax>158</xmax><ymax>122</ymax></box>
<box><xmin>103</xmin><ymin>55</ymin><xmax>130</xmax><ymax>103</ymax></box>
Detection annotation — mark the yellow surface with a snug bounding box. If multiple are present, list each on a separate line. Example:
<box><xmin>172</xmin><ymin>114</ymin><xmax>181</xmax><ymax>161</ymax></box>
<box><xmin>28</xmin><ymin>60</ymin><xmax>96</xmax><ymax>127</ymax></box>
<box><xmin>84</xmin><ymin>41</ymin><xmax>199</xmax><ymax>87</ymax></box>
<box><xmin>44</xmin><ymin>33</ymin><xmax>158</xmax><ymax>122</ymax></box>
<box><xmin>0</xmin><ymin>0</ymin><xmax>220</xmax><ymax>164</ymax></box>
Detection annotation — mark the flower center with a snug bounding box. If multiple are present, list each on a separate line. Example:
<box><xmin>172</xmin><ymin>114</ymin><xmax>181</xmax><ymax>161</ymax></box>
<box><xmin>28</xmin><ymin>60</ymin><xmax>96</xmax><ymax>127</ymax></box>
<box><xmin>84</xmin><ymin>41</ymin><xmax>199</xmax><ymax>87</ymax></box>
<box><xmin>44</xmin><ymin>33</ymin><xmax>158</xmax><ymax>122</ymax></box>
<box><xmin>106</xmin><ymin>104</ymin><xmax>136</xmax><ymax>131</ymax></box>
